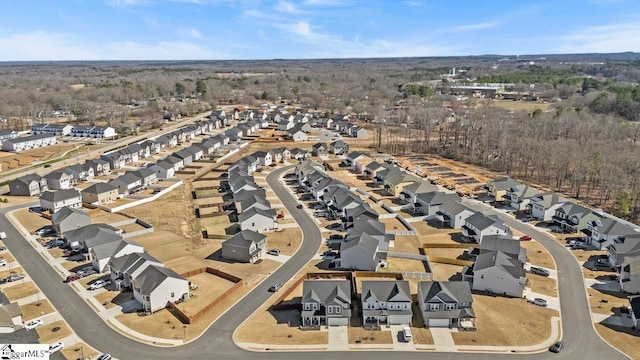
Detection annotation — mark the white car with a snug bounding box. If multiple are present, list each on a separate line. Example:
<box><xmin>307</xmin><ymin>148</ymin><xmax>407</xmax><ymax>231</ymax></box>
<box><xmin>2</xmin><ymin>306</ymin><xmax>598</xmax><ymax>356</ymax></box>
<box><xmin>529</xmin><ymin>298</ymin><xmax>548</xmax><ymax>307</ymax></box>
<box><xmin>0</xmin><ymin>259</ymin><xmax>6</xmax><ymax>267</ymax></box>
<box><xmin>88</xmin><ymin>279</ymin><xmax>111</xmax><ymax>290</ymax></box>
<box><xmin>48</xmin><ymin>342</ymin><xmax>64</xmax><ymax>354</ymax></box>
<box><xmin>24</xmin><ymin>319</ymin><xmax>43</xmax><ymax>330</ymax></box>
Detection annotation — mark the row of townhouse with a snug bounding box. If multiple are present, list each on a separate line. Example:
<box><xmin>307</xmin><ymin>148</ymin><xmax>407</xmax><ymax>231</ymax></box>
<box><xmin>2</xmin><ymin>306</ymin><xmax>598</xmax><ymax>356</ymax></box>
<box><xmin>220</xmin><ymin>151</ymin><xmax>282</xmax><ymax>263</ymax></box>
<box><xmin>2</xmin><ymin>133</ymin><xmax>56</xmax><ymax>152</ymax></box>
<box><xmin>487</xmin><ymin>176</ymin><xmax>640</xmax><ymax>294</ymax></box>
<box><xmin>329</xmin><ymin>120</ymin><xmax>369</xmax><ymax>139</ymax></box>
<box><xmin>50</xmin><ymin>206</ymin><xmax>190</xmax><ymax>313</ymax></box>
<box><xmin>354</xmin><ymin>153</ymin><xmax>524</xmax><ymax>298</ymax></box>
<box><xmin>295</xmin><ymin>158</ymin><xmax>389</xmax><ymax>271</ymax></box>
<box><xmin>31</xmin><ymin>123</ymin><xmax>117</xmax><ymax>138</ymax></box>
<box><xmin>301</xmin><ymin>278</ymin><xmax>474</xmax><ymax>329</ymax></box>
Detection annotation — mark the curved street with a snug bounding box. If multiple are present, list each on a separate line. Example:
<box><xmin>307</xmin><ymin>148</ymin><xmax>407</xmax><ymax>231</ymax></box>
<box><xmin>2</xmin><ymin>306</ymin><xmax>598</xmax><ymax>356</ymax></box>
<box><xmin>0</xmin><ymin>165</ymin><xmax>629</xmax><ymax>359</ymax></box>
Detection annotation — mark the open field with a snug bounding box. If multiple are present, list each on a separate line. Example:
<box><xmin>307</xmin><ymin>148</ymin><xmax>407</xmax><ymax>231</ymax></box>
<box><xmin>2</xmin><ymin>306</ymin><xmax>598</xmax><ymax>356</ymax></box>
<box><xmin>451</xmin><ymin>295</ymin><xmax>557</xmax><ymax>346</ymax></box>
<box><xmin>490</xmin><ymin>99</ymin><xmax>551</xmax><ymax>112</ymax></box>
<box><xmin>20</xmin><ymin>299</ymin><xmax>55</xmax><ymax>321</ymax></box>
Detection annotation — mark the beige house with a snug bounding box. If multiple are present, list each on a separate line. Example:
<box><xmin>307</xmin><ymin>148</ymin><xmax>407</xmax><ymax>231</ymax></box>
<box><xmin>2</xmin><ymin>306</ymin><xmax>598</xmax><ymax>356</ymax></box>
<box><xmin>81</xmin><ymin>182</ymin><xmax>119</xmax><ymax>205</ymax></box>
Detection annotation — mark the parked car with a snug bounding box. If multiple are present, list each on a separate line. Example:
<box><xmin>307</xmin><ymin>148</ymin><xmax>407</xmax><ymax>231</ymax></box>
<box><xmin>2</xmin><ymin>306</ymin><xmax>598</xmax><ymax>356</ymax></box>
<box><xmin>0</xmin><ymin>246</ymin><xmax>7</xmax><ymax>251</ymax></box>
<box><xmin>88</xmin><ymin>279</ymin><xmax>111</xmax><ymax>290</ymax></box>
<box><xmin>529</xmin><ymin>298</ymin><xmax>548</xmax><ymax>307</ymax></box>
<box><xmin>267</xmin><ymin>249</ymin><xmax>281</xmax><ymax>256</ymax></box>
<box><xmin>66</xmin><ymin>274</ymin><xmax>82</xmax><ymax>282</ymax></box>
<box><xmin>77</xmin><ymin>266</ymin><xmax>96</xmax><ymax>277</ymax></box>
<box><xmin>276</xmin><ymin>213</ymin><xmax>285</xmax><ymax>219</ymax></box>
<box><xmin>519</xmin><ymin>235</ymin><xmax>532</xmax><ymax>241</ymax></box>
<box><xmin>97</xmin><ymin>353</ymin><xmax>112</xmax><ymax>360</ymax></box>
<box><xmin>296</xmin><ymin>204</ymin><xmax>303</xmax><ymax>209</ymax></box>
<box><xmin>63</xmin><ymin>250</ymin><xmax>80</xmax><ymax>257</ymax></box>
<box><xmin>24</xmin><ymin>319</ymin><xmax>43</xmax><ymax>330</ymax></box>
<box><xmin>0</xmin><ymin>259</ymin><xmax>6</xmax><ymax>267</ymax></box>
<box><xmin>269</xmin><ymin>282</ymin><xmax>283</xmax><ymax>292</ymax></box>
<box><xmin>402</xmin><ymin>327</ymin><xmax>413</xmax><ymax>342</ymax></box>
<box><xmin>47</xmin><ymin>239</ymin><xmax>64</xmax><ymax>249</ymax></box>
<box><xmin>594</xmin><ymin>258</ymin><xmax>612</xmax><ymax>269</ymax></box>
<box><xmin>571</xmin><ymin>243</ymin><xmax>588</xmax><ymax>250</ymax></box>
<box><xmin>7</xmin><ymin>273</ymin><xmax>25</xmax><ymax>282</ymax></box>
<box><xmin>529</xmin><ymin>266</ymin><xmax>550</xmax><ymax>277</ymax></box>
<box><xmin>549</xmin><ymin>340</ymin><xmax>565</xmax><ymax>353</ymax></box>
<box><xmin>48</xmin><ymin>342</ymin><xmax>64</xmax><ymax>354</ymax></box>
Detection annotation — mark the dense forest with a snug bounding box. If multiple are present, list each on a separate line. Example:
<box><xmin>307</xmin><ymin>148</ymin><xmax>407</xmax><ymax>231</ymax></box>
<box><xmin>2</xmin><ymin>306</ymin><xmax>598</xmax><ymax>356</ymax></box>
<box><xmin>2</xmin><ymin>55</ymin><xmax>640</xmax><ymax>220</ymax></box>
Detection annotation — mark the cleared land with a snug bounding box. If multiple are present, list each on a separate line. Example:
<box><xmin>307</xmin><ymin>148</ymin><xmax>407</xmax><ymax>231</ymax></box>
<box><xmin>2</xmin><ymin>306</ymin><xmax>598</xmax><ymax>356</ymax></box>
<box><xmin>3</xmin><ymin>281</ymin><xmax>39</xmax><ymax>301</ymax></box>
<box><xmin>451</xmin><ymin>295</ymin><xmax>557</xmax><ymax>346</ymax></box>
<box><xmin>20</xmin><ymin>299</ymin><xmax>55</xmax><ymax>321</ymax></box>
<box><xmin>36</xmin><ymin>319</ymin><xmax>72</xmax><ymax>344</ymax></box>
<box><xmin>594</xmin><ymin>323</ymin><xmax>640</xmax><ymax>360</ymax></box>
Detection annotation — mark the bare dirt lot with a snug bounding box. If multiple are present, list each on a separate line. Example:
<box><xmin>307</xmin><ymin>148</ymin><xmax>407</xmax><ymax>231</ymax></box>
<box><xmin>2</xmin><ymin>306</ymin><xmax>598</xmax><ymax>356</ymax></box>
<box><xmin>594</xmin><ymin>323</ymin><xmax>640</xmax><ymax>360</ymax></box>
<box><xmin>349</xmin><ymin>327</ymin><xmax>393</xmax><ymax>344</ymax></box>
<box><xmin>451</xmin><ymin>295</ymin><xmax>557</xmax><ymax>346</ymax></box>
<box><xmin>3</xmin><ymin>281</ymin><xmax>39</xmax><ymax>301</ymax></box>
<box><xmin>20</xmin><ymin>299</ymin><xmax>55</xmax><ymax>321</ymax></box>
<box><xmin>12</xmin><ymin>209</ymin><xmax>50</xmax><ymax>234</ymax></box>
<box><xmin>36</xmin><ymin>319</ymin><xmax>72</xmax><ymax>344</ymax></box>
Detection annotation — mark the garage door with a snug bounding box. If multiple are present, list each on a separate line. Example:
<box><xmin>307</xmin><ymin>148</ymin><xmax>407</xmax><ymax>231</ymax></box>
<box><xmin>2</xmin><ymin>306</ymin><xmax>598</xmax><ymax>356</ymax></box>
<box><xmin>428</xmin><ymin>319</ymin><xmax>450</xmax><ymax>328</ymax></box>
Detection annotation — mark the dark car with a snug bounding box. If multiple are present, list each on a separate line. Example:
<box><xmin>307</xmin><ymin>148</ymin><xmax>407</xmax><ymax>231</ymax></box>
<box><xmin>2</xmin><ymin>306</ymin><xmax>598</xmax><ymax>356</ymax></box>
<box><xmin>296</xmin><ymin>204</ymin><xmax>303</xmax><ymax>209</ymax></box>
<box><xmin>269</xmin><ymin>282</ymin><xmax>283</xmax><ymax>292</ymax></box>
<box><xmin>65</xmin><ymin>274</ymin><xmax>82</xmax><ymax>282</ymax></box>
<box><xmin>549</xmin><ymin>341</ymin><xmax>564</xmax><ymax>353</ymax></box>
<box><xmin>530</xmin><ymin>266</ymin><xmax>550</xmax><ymax>277</ymax></box>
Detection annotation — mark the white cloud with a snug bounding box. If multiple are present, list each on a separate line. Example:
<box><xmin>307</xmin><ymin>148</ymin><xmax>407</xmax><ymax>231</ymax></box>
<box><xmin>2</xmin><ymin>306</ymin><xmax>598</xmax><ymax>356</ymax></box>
<box><xmin>303</xmin><ymin>0</ymin><xmax>352</xmax><ymax>6</ymax></box>
<box><xmin>0</xmin><ymin>30</ymin><xmax>226</xmax><ymax>61</ymax></box>
<box><xmin>447</xmin><ymin>21</ymin><xmax>501</xmax><ymax>33</ymax></box>
<box><xmin>107</xmin><ymin>0</ymin><xmax>151</xmax><ymax>8</ymax></box>
<box><xmin>556</xmin><ymin>21</ymin><xmax>640</xmax><ymax>53</ymax></box>
<box><xmin>177</xmin><ymin>28</ymin><xmax>205</xmax><ymax>39</ymax></box>
<box><xmin>275</xmin><ymin>0</ymin><xmax>301</xmax><ymax>14</ymax></box>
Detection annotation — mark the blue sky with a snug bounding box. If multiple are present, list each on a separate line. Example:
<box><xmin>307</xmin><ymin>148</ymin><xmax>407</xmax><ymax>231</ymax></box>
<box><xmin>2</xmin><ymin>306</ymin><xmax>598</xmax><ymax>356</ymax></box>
<box><xmin>0</xmin><ymin>0</ymin><xmax>639</xmax><ymax>61</ymax></box>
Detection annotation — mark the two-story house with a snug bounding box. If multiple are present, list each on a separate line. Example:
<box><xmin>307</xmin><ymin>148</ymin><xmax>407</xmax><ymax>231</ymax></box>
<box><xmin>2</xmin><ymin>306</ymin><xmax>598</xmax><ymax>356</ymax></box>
<box><xmin>39</xmin><ymin>189</ymin><xmax>82</xmax><ymax>213</ymax></box>
<box><xmin>221</xmin><ymin>230</ymin><xmax>267</xmax><ymax>263</ymax></box>
<box><xmin>461</xmin><ymin>212</ymin><xmax>511</xmax><ymax>244</ymax></box>
<box><xmin>417</xmin><ymin>281</ymin><xmax>475</xmax><ymax>328</ymax></box>
<box><xmin>361</xmin><ymin>280</ymin><xmax>412</xmax><ymax>326</ymax></box>
<box><xmin>301</xmin><ymin>279</ymin><xmax>352</xmax><ymax>327</ymax></box>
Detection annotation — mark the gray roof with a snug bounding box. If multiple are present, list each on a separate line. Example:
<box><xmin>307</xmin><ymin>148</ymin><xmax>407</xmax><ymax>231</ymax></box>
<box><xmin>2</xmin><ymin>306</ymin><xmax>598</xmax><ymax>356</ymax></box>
<box><xmin>133</xmin><ymin>265</ymin><xmax>186</xmax><ymax>295</ymax></box>
<box><xmin>507</xmin><ymin>184</ymin><xmax>543</xmax><ymax>200</ymax></box>
<box><xmin>590</xmin><ymin>214</ymin><xmax>637</xmax><ymax>237</ymax></box>
<box><xmin>488</xmin><ymin>177</ymin><xmax>520</xmax><ymax>191</ymax></box>
<box><xmin>465</xmin><ymin>212</ymin><xmax>505</xmax><ymax>231</ymax></box>
<box><xmin>418</xmin><ymin>281</ymin><xmax>473</xmax><ymax>305</ymax></box>
<box><xmin>65</xmin><ymin>223</ymin><xmax>122</xmax><ymax>248</ymax></box>
<box><xmin>416</xmin><ymin>191</ymin><xmax>461</xmax><ymax>206</ymax></box>
<box><xmin>478</xmin><ymin>235</ymin><xmax>525</xmax><ymax>259</ymax></box>
<box><xmin>440</xmin><ymin>199</ymin><xmax>472</xmax><ymax>216</ymax></box>
<box><xmin>82</xmin><ymin>182</ymin><xmax>117</xmax><ymax>195</ymax></box>
<box><xmin>109</xmin><ymin>252</ymin><xmax>161</xmax><ymax>275</ymax></box>
<box><xmin>91</xmin><ymin>239</ymin><xmax>140</xmax><ymax>261</ymax></box>
<box><xmin>152</xmin><ymin>160</ymin><xmax>174</xmax><ymax>170</ymax></box>
<box><xmin>530</xmin><ymin>193</ymin><xmax>569</xmax><ymax>208</ymax></box>
<box><xmin>402</xmin><ymin>181</ymin><xmax>438</xmax><ymax>196</ymax></box>
<box><xmin>222</xmin><ymin>230</ymin><xmax>266</xmax><ymax>249</ymax></box>
<box><xmin>40</xmin><ymin>189</ymin><xmax>81</xmax><ymax>202</ymax></box>
<box><xmin>237</xmin><ymin>207</ymin><xmax>276</xmax><ymax>223</ymax></box>
<box><xmin>51</xmin><ymin>206</ymin><xmax>89</xmax><ymax>225</ymax></box>
<box><xmin>302</xmin><ymin>279</ymin><xmax>351</xmax><ymax>306</ymax></box>
<box><xmin>361</xmin><ymin>280</ymin><xmax>411</xmax><ymax>303</ymax></box>
<box><xmin>474</xmin><ymin>250</ymin><xmax>525</xmax><ymax>280</ymax></box>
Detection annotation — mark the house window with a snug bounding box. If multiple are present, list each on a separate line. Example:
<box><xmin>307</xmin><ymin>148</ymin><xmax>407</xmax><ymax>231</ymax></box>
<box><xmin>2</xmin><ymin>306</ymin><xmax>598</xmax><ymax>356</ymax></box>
<box><xmin>304</xmin><ymin>304</ymin><xmax>310</xmax><ymax>310</ymax></box>
<box><xmin>429</xmin><ymin>304</ymin><xmax>439</xmax><ymax>311</ymax></box>
<box><xmin>171</xmin><ymin>292</ymin><xmax>175</xmax><ymax>298</ymax></box>
<box><xmin>445</xmin><ymin>303</ymin><xmax>456</xmax><ymax>310</ymax></box>
<box><xmin>335</xmin><ymin>306</ymin><xmax>341</xmax><ymax>314</ymax></box>
<box><xmin>480</xmin><ymin>274</ymin><xmax>484</xmax><ymax>279</ymax></box>
<box><xmin>327</xmin><ymin>307</ymin><xmax>333</xmax><ymax>314</ymax></box>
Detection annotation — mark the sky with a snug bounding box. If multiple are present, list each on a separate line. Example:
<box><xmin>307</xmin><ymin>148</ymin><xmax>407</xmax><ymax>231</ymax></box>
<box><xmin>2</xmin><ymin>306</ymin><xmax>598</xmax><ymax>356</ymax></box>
<box><xmin>0</xmin><ymin>0</ymin><xmax>639</xmax><ymax>61</ymax></box>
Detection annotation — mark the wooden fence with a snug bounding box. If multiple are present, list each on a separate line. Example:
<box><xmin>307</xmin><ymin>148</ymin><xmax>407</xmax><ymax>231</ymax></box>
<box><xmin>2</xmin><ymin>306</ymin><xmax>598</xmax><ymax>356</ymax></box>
<box><xmin>423</xmin><ymin>243</ymin><xmax>476</xmax><ymax>249</ymax></box>
<box><xmin>428</xmin><ymin>256</ymin><xmax>474</xmax><ymax>267</ymax></box>
<box><xmin>168</xmin><ymin>267</ymin><xmax>243</xmax><ymax>324</ymax></box>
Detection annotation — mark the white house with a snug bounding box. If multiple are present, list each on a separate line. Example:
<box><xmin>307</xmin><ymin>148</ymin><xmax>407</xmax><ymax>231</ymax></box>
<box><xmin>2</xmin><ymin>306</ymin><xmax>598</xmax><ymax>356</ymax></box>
<box><xmin>238</xmin><ymin>207</ymin><xmax>277</xmax><ymax>233</ymax></box>
<box><xmin>39</xmin><ymin>189</ymin><xmax>82</xmax><ymax>213</ymax></box>
<box><xmin>361</xmin><ymin>280</ymin><xmax>412</xmax><ymax>325</ymax></box>
<box><xmin>461</xmin><ymin>212</ymin><xmax>511</xmax><ymax>244</ymax></box>
<box><xmin>470</xmin><ymin>250</ymin><xmax>526</xmax><ymax>298</ymax></box>
<box><xmin>530</xmin><ymin>193</ymin><xmax>568</xmax><ymax>222</ymax></box>
<box><xmin>2</xmin><ymin>133</ymin><xmax>57</xmax><ymax>152</ymax></box>
<box><xmin>90</xmin><ymin>239</ymin><xmax>144</xmax><ymax>273</ymax></box>
<box><xmin>132</xmin><ymin>265</ymin><xmax>190</xmax><ymax>313</ymax></box>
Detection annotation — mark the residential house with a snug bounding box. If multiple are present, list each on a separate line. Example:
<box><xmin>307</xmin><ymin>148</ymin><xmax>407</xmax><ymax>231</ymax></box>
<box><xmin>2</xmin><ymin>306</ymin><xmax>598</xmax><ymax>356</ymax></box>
<box><xmin>618</xmin><ymin>255</ymin><xmax>640</xmax><ymax>294</ymax></box>
<box><xmin>552</xmin><ymin>202</ymin><xmax>597</xmax><ymax>233</ymax></box>
<box><xmin>417</xmin><ymin>281</ymin><xmax>475</xmax><ymax>328</ymax></box>
<box><xmin>101</xmin><ymin>152</ymin><xmax>126</xmax><ymax>170</ymax></box>
<box><xmin>0</xmin><ymin>130</ymin><xmax>19</xmax><ymax>141</ymax></box>
<box><xmin>363</xmin><ymin>161</ymin><xmax>393</xmax><ymax>180</ymax></box>
<box><xmin>361</xmin><ymin>280</ymin><xmax>412</xmax><ymax>325</ymax></box>
<box><xmin>486</xmin><ymin>177</ymin><xmax>520</xmax><ymax>202</ymax></box>
<box><xmin>149</xmin><ymin>160</ymin><xmax>175</xmax><ymax>179</ymax></box>
<box><xmin>65</xmin><ymin>164</ymin><xmax>94</xmax><ymax>182</ymax></box>
<box><xmin>329</xmin><ymin>140</ymin><xmax>349</xmax><ymax>155</ymax></box>
<box><xmin>312</xmin><ymin>143</ymin><xmax>328</xmax><ymax>157</ymax></box>
<box><xmin>630</xmin><ymin>296</ymin><xmax>640</xmax><ymax>329</ymax></box>
<box><xmin>470</xmin><ymin>250</ymin><xmax>526</xmax><ymax>298</ymax></box>
<box><xmin>349</xmin><ymin>125</ymin><xmax>368</xmax><ymax>138</ymax></box>
<box><xmin>70</xmin><ymin>125</ymin><xmax>116</xmax><ymax>138</ymax></box>
<box><xmin>238</xmin><ymin>207</ymin><xmax>277</xmax><ymax>233</ymax></box>
<box><xmin>109</xmin><ymin>252</ymin><xmax>163</xmax><ymax>291</ymax></box>
<box><xmin>173</xmin><ymin>149</ymin><xmax>194</xmax><ymax>166</ymax></box>
<box><xmin>164</xmin><ymin>155</ymin><xmax>185</xmax><ymax>172</ymax></box>
<box><xmin>585</xmin><ymin>212</ymin><xmax>638</xmax><ymax>250</ymax></box>
<box><xmin>530</xmin><ymin>193</ymin><xmax>568</xmax><ymax>222</ymax></box>
<box><xmin>339</xmin><ymin>230</ymin><xmax>389</xmax><ymax>271</ymax></box>
<box><xmin>9</xmin><ymin>174</ymin><xmax>48</xmax><ymax>196</ymax></box>
<box><xmin>468</xmin><ymin>235</ymin><xmax>526</xmax><ymax>263</ymax></box>
<box><xmin>290</xmin><ymin>148</ymin><xmax>311</xmax><ymax>161</ymax></box>
<box><xmin>130</xmin><ymin>168</ymin><xmax>158</xmax><ymax>187</ymax></box>
<box><xmin>461</xmin><ymin>212</ymin><xmax>511</xmax><ymax>244</ymax></box>
<box><xmin>609</xmin><ymin>234</ymin><xmax>640</xmax><ymax>267</ymax></box>
<box><xmin>413</xmin><ymin>191</ymin><xmax>461</xmax><ymax>217</ymax></box>
<box><xmin>252</xmin><ymin>151</ymin><xmax>272</xmax><ymax>166</ymax></box>
<box><xmin>51</xmin><ymin>206</ymin><xmax>91</xmax><ymax>235</ymax></box>
<box><xmin>90</xmin><ymin>239</ymin><xmax>144</xmax><ymax>273</ymax></box>
<box><xmin>64</xmin><ymin>223</ymin><xmax>122</xmax><ymax>251</ymax></box>
<box><xmin>83</xmin><ymin>159</ymin><xmax>110</xmax><ymax>176</ymax></box>
<box><xmin>288</xmin><ymin>125</ymin><xmax>309</xmax><ymax>142</ymax></box>
<box><xmin>344</xmin><ymin>152</ymin><xmax>371</xmax><ymax>174</ymax></box>
<box><xmin>221</xmin><ymin>230</ymin><xmax>267</xmax><ymax>263</ymax></box>
<box><xmin>81</xmin><ymin>182</ymin><xmax>119</xmax><ymax>205</ymax></box>
<box><xmin>108</xmin><ymin>172</ymin><xmax>143</xmax><ymax>196</ymax></box>
<box><xmin>436</xmin><ymin>200</ymin><xmax>475</xmax><ymax>229</ymax></box>
<box><xmin>39</xmin><ymin>189</ymin><xmax>82</xmax><ymax>213</ymax></box>
<box><xmin>31</xmin><ymin>123</ymin><xmax>72</xmax><ymax>136</ymax></box>
<box><xmin>383</xmin><ymin>169</ymin><xmax>421</xmax><ymax>197</ymax></box>
<box><xmin>43</xmin><ymin>171</ymin><xmax>73</xmax><ymax>190</ymax></box>
<box><xmin>132</xmin><ymin>265</ymin><xmax>190</xmax><ymax>313</ymax></box>
<box><xmin>141</xmin><ymin>139</ymin><xmax>161</xmax><ymax>154</ymax></box>
<box><xmin>504</xmin><ymin>184</ymin><xmax>543</xmax><ymax>211</ymax></box>
<box><xmin>0</xmin><ymin>294</ymin><xmax>23</xmax><ymax>334</ymax></box>
<box><xmin>278</xmin><ymin>120</ymin><xmax>295</xmax><ymax>131</ymax></box>
<box><xmin>301</xmin><ymin>279</ymin><xmax>352</xmax><ymax>327</ymax></box>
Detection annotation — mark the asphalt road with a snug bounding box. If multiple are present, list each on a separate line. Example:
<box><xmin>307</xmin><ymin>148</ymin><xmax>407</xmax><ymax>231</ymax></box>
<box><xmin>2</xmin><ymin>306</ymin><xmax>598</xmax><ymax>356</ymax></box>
<box><xmin>0</xmin><ymin>170</ymin><xmax>629</xmax><ymax>359</ymax></box>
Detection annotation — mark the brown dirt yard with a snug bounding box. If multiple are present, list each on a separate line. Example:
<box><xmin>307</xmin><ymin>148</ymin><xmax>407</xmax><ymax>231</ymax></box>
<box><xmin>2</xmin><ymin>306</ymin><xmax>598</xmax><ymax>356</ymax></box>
<box><xmin>527</xmin><ymin>275</ymin><xmax>558</xmax><ymax>297</ymax></box>
<box><xmin>3</xmin><ymin>281</ymin><xmax>39</xmax><ymax>302</ymax></box>
<box><xmin>349</xmin><ymin>327</ymin><xmax>393</xmax><ymax>344</ymax></box>
<box><xmin>36</xmin><ymin>319</ymin><xmax>72</xmax><ymax>344</ymax></box>
<box><xmin>451</xmin><ymin>295</ymin><xmax>557</xmax><ymax>346</ymax></box>
<box><xmin>521</xmin><ymin>240</ymin><xmax>556</xmax><ymax>270</ymax></box>
<box><xmin>20</xmin><ymin>299</ymin><xmax>55</xmax><ymax>321</ymax></box>
<box><xmin>12</xmin><ymin>209</ymin><xmax>50</xmax><ymax>233</ymax></box>
<box><xmin>61</xmin><ymin>342</ymin><xmax>99</xmax><ymax>360</ymax></box>
<box><xmin>594</xmin><ymin>323</ymin><xmax>640</xmax><ymax>360</ymax></box>
<box><xmin>587</xmin><ymin>287</ymin><xmax>629</xmax><ymax>316</ymax></box>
